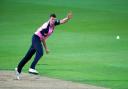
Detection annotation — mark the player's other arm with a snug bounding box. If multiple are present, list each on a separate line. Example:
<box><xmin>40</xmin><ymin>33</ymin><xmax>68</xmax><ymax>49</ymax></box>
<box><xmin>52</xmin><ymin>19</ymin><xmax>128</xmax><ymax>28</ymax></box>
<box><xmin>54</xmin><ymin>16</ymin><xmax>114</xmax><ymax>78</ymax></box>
<box><xmin>60</xmin><ymin>12</ymin><xmax>72</xmax><ymax>24</ymax></box>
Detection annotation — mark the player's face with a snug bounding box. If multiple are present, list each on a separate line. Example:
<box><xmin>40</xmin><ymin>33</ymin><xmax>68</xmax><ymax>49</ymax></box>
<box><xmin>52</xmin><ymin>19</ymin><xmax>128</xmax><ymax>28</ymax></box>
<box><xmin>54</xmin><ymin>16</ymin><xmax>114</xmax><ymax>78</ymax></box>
<box><xmin>50</xmin><ymin>17</ymin><xmax>56</xmax><ymax>26</ymax></box>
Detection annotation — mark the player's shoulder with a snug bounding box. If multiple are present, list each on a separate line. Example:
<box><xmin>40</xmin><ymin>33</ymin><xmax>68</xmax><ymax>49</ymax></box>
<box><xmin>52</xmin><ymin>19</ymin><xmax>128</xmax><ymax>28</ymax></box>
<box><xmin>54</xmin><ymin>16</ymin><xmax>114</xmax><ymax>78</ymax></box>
<box><xmin>56</xmin><ymin>19</ymin><xmax>60</xmax><ymax>22</ymax></box>
<box><xmin>55</xmin><ymin>19</ymin><xmax>60</xmax><ymax>25</ymax></box>
<box><xmin>41</xmin><ymin>21</ymin><xmax>49</xmax><ymax>29</ymax></box>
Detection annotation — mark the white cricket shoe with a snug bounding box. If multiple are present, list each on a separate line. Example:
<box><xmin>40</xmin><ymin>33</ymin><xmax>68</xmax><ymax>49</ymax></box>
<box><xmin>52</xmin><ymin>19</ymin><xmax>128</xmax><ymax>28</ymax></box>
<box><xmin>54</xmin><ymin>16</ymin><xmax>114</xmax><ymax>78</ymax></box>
<box><xmin>28</xmin><ymin>68</ymin><xmax>39</xmax><ymax>74</ymax></box>
<box><xmin>15</xmin><ymin>68</ymin><xmax>20</xmax><ymax>80</ymax></box>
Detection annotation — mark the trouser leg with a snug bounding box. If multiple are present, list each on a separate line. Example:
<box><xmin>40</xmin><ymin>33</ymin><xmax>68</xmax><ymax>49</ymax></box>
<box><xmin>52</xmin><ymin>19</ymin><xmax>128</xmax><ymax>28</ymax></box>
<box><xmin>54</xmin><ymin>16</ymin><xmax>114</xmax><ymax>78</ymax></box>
<box><xmin>30</xmin><ymin>40</ymin><xmax>43</xmax><ymax>69</ymax></box>
<box><xmin>17</xmin><ymin>45</ymin><xmax>36</xmax><ymax>73</ymax></box>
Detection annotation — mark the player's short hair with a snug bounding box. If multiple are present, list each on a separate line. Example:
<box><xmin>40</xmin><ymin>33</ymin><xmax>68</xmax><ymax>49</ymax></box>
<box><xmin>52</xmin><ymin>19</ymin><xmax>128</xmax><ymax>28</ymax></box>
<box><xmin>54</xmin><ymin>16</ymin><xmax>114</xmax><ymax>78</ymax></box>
<box><xmin>50</xmin><ymin>13</ymin><xmax>56</xmax><ymax>18</ymax></box>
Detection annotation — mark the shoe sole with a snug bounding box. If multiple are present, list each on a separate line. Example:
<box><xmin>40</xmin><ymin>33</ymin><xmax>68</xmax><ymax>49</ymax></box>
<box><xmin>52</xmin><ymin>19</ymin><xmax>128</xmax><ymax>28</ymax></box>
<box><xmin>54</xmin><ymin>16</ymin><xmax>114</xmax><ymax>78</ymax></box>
<box><xmin>29</xmin><ymin>71</ymin><xmax>39</xmax><ymax>75</ymax></box>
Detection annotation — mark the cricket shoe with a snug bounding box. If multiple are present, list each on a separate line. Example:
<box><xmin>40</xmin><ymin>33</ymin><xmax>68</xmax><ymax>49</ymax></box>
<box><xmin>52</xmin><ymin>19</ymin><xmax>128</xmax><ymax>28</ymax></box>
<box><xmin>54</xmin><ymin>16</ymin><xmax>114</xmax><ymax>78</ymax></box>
<box><xmin>15</xmin><ymin>68</ymin><xmax>20</xmax><ymax>80</ymax></box>
<box><xmin>28</xmin><ymin>68</ymin><xmax>39</xmax><ymax>75</ymax></box>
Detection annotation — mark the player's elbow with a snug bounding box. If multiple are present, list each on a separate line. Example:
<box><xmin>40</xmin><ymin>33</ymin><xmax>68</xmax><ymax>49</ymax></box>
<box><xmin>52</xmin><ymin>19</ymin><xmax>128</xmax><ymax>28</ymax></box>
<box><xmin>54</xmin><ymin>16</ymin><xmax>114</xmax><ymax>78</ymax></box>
<box><xmin>60</xmin><ymin>20</ymin><xmax>66</xmax><ymax>24</ymax></box>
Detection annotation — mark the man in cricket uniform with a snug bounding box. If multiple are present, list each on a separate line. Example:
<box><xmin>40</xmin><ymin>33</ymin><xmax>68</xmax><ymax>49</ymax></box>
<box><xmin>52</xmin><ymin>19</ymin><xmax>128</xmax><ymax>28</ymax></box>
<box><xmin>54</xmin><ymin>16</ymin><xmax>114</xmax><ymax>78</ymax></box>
<box><xmin>15</xmin><ymin>12</ymin><xmax>72</xmax><ymax>80</ymax></box>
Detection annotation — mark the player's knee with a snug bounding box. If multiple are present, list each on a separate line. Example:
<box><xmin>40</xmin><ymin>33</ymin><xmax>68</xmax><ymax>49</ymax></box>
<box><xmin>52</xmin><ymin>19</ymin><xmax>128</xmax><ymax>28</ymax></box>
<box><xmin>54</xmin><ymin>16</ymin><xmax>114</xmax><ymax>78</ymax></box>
<box><xmin>38</xmin><ymin>51</ymin><xmax>43</xmax><ymax>57</ymax></box>
<box><xmin>36</xmin><ymin>48</ymin><xmax>43</xmax><ymax>58</ymax></box>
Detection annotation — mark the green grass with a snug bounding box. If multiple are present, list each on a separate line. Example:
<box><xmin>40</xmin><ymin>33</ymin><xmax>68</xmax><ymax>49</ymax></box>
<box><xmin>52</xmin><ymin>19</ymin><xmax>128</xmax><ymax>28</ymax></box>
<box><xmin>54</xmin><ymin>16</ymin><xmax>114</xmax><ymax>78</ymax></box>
<box><xmin>0</xmin><ymin>0</ymin><xmax>128</xmax><ymax>89</ymax></box>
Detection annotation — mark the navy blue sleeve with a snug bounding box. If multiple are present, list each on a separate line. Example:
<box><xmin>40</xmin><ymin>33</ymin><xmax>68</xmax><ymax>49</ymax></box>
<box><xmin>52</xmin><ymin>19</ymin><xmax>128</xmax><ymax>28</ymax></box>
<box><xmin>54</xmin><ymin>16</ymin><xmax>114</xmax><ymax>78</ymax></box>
<box><xmin>54</xmin><ymin>20</ymin><xmax>60</xmax><ymax>26</ymax></box>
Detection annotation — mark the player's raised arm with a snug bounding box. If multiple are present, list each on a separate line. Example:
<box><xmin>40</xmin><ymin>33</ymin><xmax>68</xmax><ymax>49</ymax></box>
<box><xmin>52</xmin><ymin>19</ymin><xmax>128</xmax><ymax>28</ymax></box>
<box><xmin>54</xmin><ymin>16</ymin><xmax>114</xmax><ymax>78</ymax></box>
<box><xmin>60</xmin><ymin>12</ymin><xmax>72</xmax><ymax>24</ymax></box>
